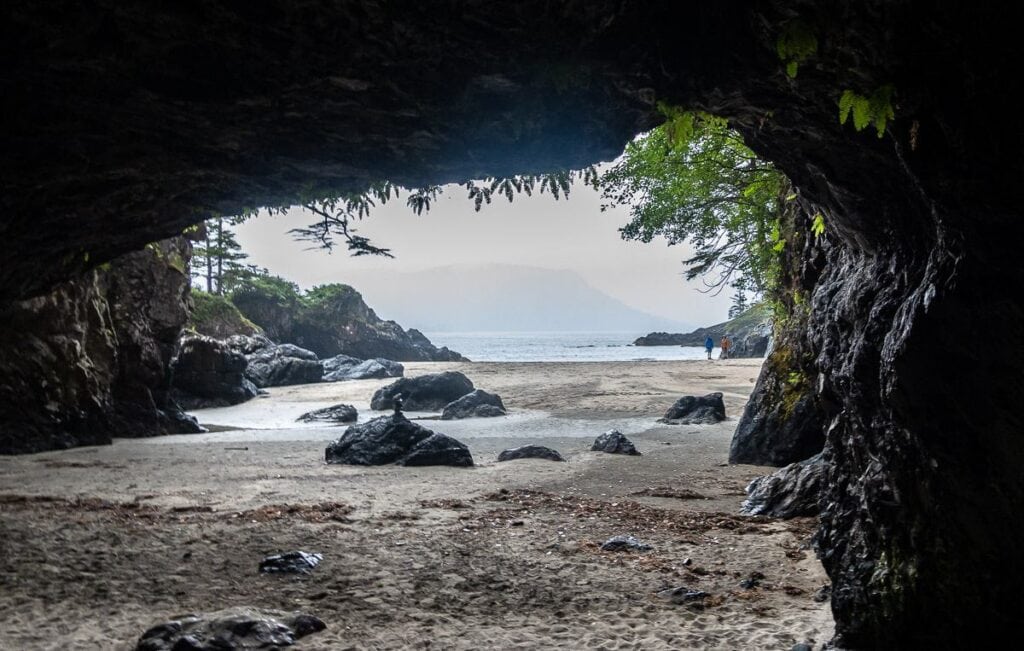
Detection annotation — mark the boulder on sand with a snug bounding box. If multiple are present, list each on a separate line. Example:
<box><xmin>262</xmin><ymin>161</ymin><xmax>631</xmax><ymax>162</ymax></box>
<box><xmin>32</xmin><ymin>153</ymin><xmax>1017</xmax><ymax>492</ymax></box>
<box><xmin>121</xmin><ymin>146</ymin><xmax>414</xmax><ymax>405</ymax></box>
<box><xmin>324</xmin><ymin>357</ymin><xmax>404</xmax><ymax>382</ymax></box>
<box><xmin>297</xmin><ymin>403</ymin><xmax>358</xmax><ymax>424</ymax></box>
<box><xmin>741</xmin><ymin>453</ymin><xmax>825</xmax><ymax>519</ymax></box>
<box><xmin>135</xmin><ymin>607</ymin><xmax>326</xmax><ymax>651</ymax></box>
<box><xmin>497</xmin><ymin>445</ymin><xmax>566</xmax><ymax>462</ymax></box>
<box><xmin>591</xmin><ymin>430</ymin><xmax>641</xmax><ymax>456</ymax></box>
<box><xmin>370</xmin><ymin>371</ymin><xmax>474</xmax><ymax>411</ymax></box>
<box><xmin>241</xmin><ymin>340</ymin><xmax>323</xmax><ymax>388</ymax></box>
<box><xmin>171</xmin><ymin>334</ymin><xmax>258</xmax><ymax>409</ymax></box>
<box><xmin>659</xmin><ymin>392</ymin><xmax>726</xmax><ymax>424</ymax></box>
<box><xmin>441</xmin><ymin>389</ymin><xmax>506</xmax><ymax>420</ymax></box>
<box><xmin>325</xmin><ymin>412</ymin><xmax>473</xmax><ymax>467</ymax></box>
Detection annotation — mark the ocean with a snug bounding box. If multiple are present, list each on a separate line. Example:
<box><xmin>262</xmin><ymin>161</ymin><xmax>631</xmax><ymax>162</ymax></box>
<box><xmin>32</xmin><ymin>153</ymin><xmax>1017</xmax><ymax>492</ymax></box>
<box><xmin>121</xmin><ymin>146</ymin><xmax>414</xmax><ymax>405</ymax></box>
<box><xmin>424</xmin><ymin>331</ymin><xmax>714</xmax><ymax>363</ymax></box>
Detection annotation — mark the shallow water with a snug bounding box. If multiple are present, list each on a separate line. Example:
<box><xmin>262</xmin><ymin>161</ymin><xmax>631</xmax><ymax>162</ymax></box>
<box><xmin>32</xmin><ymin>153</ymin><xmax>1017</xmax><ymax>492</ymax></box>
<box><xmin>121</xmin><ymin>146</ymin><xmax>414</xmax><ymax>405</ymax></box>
<box><xmin>424</xmin><ymin>331</ymin><xmax>713</xmax><ymax>362</ymax></box>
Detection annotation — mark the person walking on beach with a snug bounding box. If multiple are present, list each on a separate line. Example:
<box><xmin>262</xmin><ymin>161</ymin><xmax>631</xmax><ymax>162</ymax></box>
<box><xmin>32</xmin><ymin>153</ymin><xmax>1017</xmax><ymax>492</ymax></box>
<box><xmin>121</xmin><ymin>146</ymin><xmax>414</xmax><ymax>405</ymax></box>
<box><xmin>704</xmin><ymin>335</ymin><xmax>714</xmax><ymax>360</ymax></box>
<box><xmin>720</xmin><ymin>334</ymin><xmax>732</xmax><ymax>359</ymax></box>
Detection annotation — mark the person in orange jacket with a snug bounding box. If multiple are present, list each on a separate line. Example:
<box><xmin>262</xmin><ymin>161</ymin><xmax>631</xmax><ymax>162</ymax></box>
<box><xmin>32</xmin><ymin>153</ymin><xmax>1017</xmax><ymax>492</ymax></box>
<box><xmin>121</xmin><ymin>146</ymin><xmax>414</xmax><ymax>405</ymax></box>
<box><xmin>720</xmin><ymin>334</ymin><xmax>732</xmax><ymax>359</ymax></box>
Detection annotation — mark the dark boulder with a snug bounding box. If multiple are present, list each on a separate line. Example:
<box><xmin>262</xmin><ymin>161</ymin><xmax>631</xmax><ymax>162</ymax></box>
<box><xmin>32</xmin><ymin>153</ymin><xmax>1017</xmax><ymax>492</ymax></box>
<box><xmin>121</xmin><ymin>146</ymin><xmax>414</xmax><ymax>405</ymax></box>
<box><xmin>660</xmin><ymin>393</ymin><xmax>726</xmax><ymax>424</ymax></box>
<box><xmin>324</xmin><ymin>357</ymin><xmax>404</xmax><ymax>382</ymax></box>
<box><xmin>497</xmin><ymin>445</ymin><xmax>566</xmax><ymax>462</ymax></box>
<box><xmin>325</xmin><ymin>413</ymin><xmax>473</xmax><ymax>467</ymax></box>
<box><xmin>259</xmin><ymin>551</ymin><xmax>323</xmax><ymax>574</ymax></box>
<box><xmin>441</xmin><ymin>389</ymin><xmax>507</xmax><ymax>420</ymax></box>
<box><xmin>370</xmin><ymin>371</ymin><xmax>475</xmax><ymax>411</ymax></box>
<box><xmin>741</xmin><ymin>453</ymin><xmax>824</xmax><ymax>519</ymax></box>
<box><xmin>171</xmin><ymin>335</ymin><xmax>258</xmax><ymax>410</ymax></box>
<box><xmin>242</xmin><ymin>341</ymin><xmax>323</xmax><ymax>388</ymax></box>
<box><xmin>591</xmin><ymin>430</ymin><xmax>641</xmax><ymax>456</ymax></box>
<box><xmin>320</xmin><ymin>353</ymin><xmax>362</xmax><ymax>376</ymax></box>
<box><xmin>297</xmin><ymin>404</ymin><xmax>358</xmax><ymax>424</ymax></box>
<box><xmin>135</xmin><ymin>608</ymin><xmax>325</xmax><ymax>651</ymax></box>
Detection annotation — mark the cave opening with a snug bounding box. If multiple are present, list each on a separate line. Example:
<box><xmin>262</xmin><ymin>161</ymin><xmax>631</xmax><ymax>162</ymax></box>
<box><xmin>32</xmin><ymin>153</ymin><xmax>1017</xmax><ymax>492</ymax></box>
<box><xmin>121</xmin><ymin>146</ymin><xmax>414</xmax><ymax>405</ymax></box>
<box><xmin>2</xmin><ymin>1</ymin><xmax>1023</xmax><ymax>648</ymax></box>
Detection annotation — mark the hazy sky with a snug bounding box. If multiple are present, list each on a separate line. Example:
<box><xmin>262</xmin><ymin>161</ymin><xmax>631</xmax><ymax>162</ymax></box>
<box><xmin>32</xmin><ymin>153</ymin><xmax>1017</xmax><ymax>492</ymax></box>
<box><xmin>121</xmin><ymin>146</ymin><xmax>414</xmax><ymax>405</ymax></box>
<box><xmin>234</xmin><ymin>181</ymin><xmax>734</xmax><ymax>327</ymax></box>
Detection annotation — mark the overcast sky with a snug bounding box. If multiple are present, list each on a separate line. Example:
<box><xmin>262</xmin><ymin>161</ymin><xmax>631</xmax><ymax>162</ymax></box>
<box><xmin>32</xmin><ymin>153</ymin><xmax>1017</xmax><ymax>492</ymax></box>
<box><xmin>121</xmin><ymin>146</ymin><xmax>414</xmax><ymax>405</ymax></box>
<box><xmin>234</xmin><ymin>180</ymin><xmax>734</xmax><ymax>327</ymax></box>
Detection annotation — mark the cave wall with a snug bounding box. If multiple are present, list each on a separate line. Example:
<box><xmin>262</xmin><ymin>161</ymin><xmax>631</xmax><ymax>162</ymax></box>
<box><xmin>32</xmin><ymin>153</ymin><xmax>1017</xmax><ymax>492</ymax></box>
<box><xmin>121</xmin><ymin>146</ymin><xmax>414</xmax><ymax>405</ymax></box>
<box><xmin>0</xmin><ymin>238</ymin><xmax>200</xmax><ymax>454</ymax></box>
<box><xmin>2</xmin><ymin>0</ymin><xmax>1023</xmax><ymax>646</ymax></box>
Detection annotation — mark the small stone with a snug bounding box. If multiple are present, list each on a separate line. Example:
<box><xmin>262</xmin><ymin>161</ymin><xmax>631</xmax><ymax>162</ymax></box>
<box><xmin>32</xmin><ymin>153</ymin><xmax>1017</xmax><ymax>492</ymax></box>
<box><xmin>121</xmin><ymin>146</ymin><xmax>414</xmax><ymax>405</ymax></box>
<box><xmin>259</xmin><ymin>551</ymin><xmax>323</xmax><ymax>574</ymax></box>
<box><xmin>813</xmin><ymin>584</ymin><xmax>831</xmax><ymax>603</ymax></box>
<box><xmin>682</xmin><ymin>557</ymin><xmax>693</xmax><ymax>566</ymax></box>
<box><xmin>591</xmin><ymin>430</ymin><xmax>641</xmax><ymax>456</ymax></box>
<box><xmin>656</xmin><ymin>585</ymin><xmax>710</xmax><ymax>605</ymax></box>
<box><xmin>600</xmin><ymin>535</ymin><xmax>652</xmax><ymax>552</ymax></box>
<box><xmin>497</xmin><ymin>445</ymin><xmax>566</xmax><ymax>462</ymax></box>
<box><xmin>296</xmin><ymin>403</ymin><xmax>357</xmax><ymax>424</ymax></box>
<box><xmin>739</xmin><ymin>570</ymin><xmax>765</xmax><ymax>589</ymax></box>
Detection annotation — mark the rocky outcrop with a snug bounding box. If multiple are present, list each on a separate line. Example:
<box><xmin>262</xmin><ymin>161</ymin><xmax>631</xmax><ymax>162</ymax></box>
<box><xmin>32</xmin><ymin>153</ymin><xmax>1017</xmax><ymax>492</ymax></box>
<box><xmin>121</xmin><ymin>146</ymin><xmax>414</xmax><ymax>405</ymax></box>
<box><xmin>187</xmin><ymin>290</ymin><xmax>261</xmax><ymax>339</ymax></box>
<box><xmin>0</xmin><ymin>238</ymin><xmax>201</xmax><ymax>454</ymax></box>
<box><xmin>370</xmin><ymin>372</ymin><xmax>475</xmax><ymax>412</ymax></box>
<box><xmin>324</xmin><ymin>413</ymin><xmax>473</xmax><ymax>467</ymax></box>
<box><xmin>660</xmin><ymin>393</ymin><xmax>726</xmax><ymax>424</ymax></box>
<box><xmin>741</xmin><ymin>454</ymin><xmax>824</xmax><ymax>519</ymax></box>
<box><xmin>135</xmin><ymin>608</ymin><xmax>326</xmax><ymax>651</ymax></box>
<box><xmin>322</xmin><ymin>355</ymin><xmax>404</xmax><ymax>382</ymax></box>
<box><xmin>633</xmin><ymin>305</ymin><xmax>772</xmax><ymax>358</ymax></box>
<box><xmin>297</xmin><ymin>404</ymin><xmax>358</xmax><ymax>424</ymax></box>
<box><xmin>237</xmin><ymin>339</ymin><xmax>323</xmax><ymax>388</ymax></box>
<box><xmin>170</xmin><ymin>335</ymin><xmax>258</xmax><ymax>409</ymax></box>
<box><xmin>591</xmin><ymin>430</ymin><xmax>640</xmax><ymax>456</ymax></box>
<box><xmin>441</xmin><ymin>389</ymin><xmax>507</xmax><ymax>420</ymax></box>
<box><xmin>497</xmin><ymin>445</ymin><xmax>566</xmax><ymax>462</ymax></box>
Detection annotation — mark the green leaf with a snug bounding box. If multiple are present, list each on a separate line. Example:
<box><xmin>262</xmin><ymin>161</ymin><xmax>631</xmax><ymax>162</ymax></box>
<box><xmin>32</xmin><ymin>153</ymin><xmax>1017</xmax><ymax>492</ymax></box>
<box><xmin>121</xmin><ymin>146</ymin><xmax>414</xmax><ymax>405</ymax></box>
<box><xmin>838</xmin><ymin>90</ymin><xmax>856</xmax><ymax>125</ymax></box>
<box><xmin>786</xmin><ymin>61</ymin><xmax>798</xmax><ymax>78</ymax></box>
<box><xmin>811</xmin><ymin>212</ymin><xmax>826</xmax><ymax>238</ymax></box>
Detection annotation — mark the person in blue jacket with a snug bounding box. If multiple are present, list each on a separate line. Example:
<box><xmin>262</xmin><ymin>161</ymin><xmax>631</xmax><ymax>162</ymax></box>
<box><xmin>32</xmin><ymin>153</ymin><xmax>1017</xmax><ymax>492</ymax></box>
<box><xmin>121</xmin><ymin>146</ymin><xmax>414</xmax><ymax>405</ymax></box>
<box><xmin>704</xmin><ymin>335</ymin><xmax>714</xmax><ymax>360</ymax></box>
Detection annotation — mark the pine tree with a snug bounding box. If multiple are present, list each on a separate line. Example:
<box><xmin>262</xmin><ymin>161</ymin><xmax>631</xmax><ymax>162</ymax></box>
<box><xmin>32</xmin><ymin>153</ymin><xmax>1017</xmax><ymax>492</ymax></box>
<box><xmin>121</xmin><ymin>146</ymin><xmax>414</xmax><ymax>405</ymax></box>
<box><xmin>190</xmin><ymin>216</ymin><xmax>249</xmax><ymax>295</ymax></box>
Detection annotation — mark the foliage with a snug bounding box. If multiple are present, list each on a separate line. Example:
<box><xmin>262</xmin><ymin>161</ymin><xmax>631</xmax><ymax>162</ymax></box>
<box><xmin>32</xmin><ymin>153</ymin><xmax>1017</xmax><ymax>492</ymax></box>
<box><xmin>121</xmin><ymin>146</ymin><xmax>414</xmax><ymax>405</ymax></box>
<box><xmin>838</xmin><ymin>85</ymin><xmax>895</xmax><ymax>137</ymax></box>
<box><xmin>811</xmin><ymin>212</ymin><xmax>826</xmax><ymax>238</ymax></box>
<box><xmin>776</xmin><ymin>21</ymin><xmax>818</xmax><ymax>78</ymax></box>
<box><xmin>190</xmin><ymin>216</ymin><xmax>250</xmax><ymax>294</ymax></box>
<box><xmin>599</xmin><ymin>111</ymin><xmax>789</xmax><ymax>302</ymax></box>
<box><xmin>188</xmin><ymin>290</ymin><xmax>260</xmax><ymax>338</ymax></box>
<box><xmin>728</xmin><ymin>290</ymin><xmax>750</xmax><ymax>319</ymax></box>
<box><xmin>229</xmin><ymin>272</ymin><xmax>302</xmax><ymax>307</ymax></box>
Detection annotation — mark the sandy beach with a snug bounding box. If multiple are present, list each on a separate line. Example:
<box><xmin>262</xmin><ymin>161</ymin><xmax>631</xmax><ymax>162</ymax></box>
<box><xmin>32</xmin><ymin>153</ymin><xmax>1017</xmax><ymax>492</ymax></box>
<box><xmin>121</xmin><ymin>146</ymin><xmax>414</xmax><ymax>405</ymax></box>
<box><xmin>0</xmin><ymin>359</ymin><xmax>832</xmax><ymax>649</ymax></box>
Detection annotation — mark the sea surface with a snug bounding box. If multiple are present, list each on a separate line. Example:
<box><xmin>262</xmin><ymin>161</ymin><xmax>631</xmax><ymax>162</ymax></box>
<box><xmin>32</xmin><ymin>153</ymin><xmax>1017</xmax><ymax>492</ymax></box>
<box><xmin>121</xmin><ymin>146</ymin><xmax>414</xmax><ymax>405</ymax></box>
<box><xmin>424</xmin><ymin>331</ymin><xmax>713</xmax><ymax>363</ymax></box>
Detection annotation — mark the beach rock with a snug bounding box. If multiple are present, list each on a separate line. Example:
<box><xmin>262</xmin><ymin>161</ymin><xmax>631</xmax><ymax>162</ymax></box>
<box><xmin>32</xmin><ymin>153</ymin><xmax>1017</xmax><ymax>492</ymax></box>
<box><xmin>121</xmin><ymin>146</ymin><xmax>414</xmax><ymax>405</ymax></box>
<box><xmin>441</xmin><ymin>389</ymin><xmax>507</xmax><ymax>420</ymax></box>
<box><xmin>325</xmin><ymin>358</ymin><xmax>404</xmax><ymax>382</ymax></box>
<box><xmin>632</xmin><ymin>332</ymin><xmax>689</xmax><ymax>346</ymax></box>
<box><xmin>660</xmin><ymin>393</ymin><xmax>726</xmax><ymax>424</ymax></box>
<box><xmin>741</xmin><ymin>453</ymin><xmax>824</xmax><ymax>519</ymax></box>
<box><xmin>259</xmin><ymin>551</ymin><xmax>323</xmax><ymax>574</ymax></box>
<box><xmin>325</xmin><ymin>413</ymin><xmax>473</xmax><ymax>467</ymax></box>
<box><xmin>600</xmin><ymin>535</ymin><xmax>652</xmax><ymax>552</ymax></box>
<box><xmin>656</xmin><ymin>586</ymin><xmax>710</xmax><ymax>605</ymax></box>
<box><xmin>370</xmin><ymin>372</ymin><xmax>475</xmax><ymax>411</ymax></box>
<box><xmin>171</xmin><ymin>335</ymin><xmax>258</xmax><ymax>410</ymax></box>
<box><xmin>243</xmin><ymin>342</ymin><xmax>323</xmax><ymax>388</ymax></box>
<box><xmin>320</xmin><ymin>353</ymin><xmax>361</xmax><ymax>375</ymax></box>
<box><xmin>135</xmin><ymin>607</ymin><xmax>326</xmax><ymax>650</ymax></box>
<box><xmin>497</xmin><ymin>445</ymin><xmax>566</xmax><ymax>462</ymax></box>
<box><xmin>591</xmin><ymin>430</ymin><xmax>641</xmax><ymax>456</ymax></box>
<box><xmin>740</xmin><ymin>571</ymin><xmax>765</xmax><ymax>589</ymax></box>
<box><xmin>296</xmin><ymin>404</ymin><xmax>358</xmax><ymax>424</ymax></box>
<box><xmin>813</xmin><ymin>584</ymin><xmax>832</xmax><ymax>603</ymax></box>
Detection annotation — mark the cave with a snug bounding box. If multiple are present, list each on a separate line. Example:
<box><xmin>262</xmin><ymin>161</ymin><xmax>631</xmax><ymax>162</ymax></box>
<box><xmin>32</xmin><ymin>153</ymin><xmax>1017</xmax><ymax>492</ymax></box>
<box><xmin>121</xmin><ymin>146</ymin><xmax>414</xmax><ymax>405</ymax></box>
<box><xmin>2</xmin><ymin>1</ymin><xmax>1022</xmax><ymax>647</ymax></box>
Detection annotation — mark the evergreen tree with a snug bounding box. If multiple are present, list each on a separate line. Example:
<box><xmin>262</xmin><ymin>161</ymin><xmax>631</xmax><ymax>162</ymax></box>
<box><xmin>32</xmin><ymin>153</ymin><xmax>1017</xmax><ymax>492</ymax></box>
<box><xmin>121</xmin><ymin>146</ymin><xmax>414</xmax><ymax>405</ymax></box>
<box><xmin>190</xmin><ymin>216</ymin><xmax>249</xmax><ymax>295</ymax></box>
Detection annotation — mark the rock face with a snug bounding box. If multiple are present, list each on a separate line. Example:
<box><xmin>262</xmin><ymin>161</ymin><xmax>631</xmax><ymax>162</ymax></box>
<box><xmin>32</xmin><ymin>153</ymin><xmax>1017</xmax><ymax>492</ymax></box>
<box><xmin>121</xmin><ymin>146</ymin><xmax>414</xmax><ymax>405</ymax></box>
<box><xmin>5</xmin><ymin>3</ymin><xmax>1024</xmax><ymax>646</ymax></box>
<box><xmin>0</xmin><ymin>238</ymin><xmax>201</xmax><ymax>454</ymax></box>
<box><xmin>171</xmin><ymin>335</ymin><xmax>258</xmax><ymax>409</ymax></box>
<box><xmin>322</xmin><ymin>356</ymin><xmax>404</xmax><ymax>382</ymax></box>
<box><xmin>325</xmin><ymin>413</ymin><xmax>473</xmax><ymax>467</ymax></box>
<box><xmin>370</xmin><ymin>372</ymin><xmax>475</xmax><ymax>411</ymax></box>
<box><xmin>591</xmin><ymin>430</ymin><xmax>640</xmax><ymax>456</ymax></box>
<box><xmin>135</xmin><ymin>608</ymin><xmax>326</xmax><ymax>651</ymax></box>
<box><xmin>741</xmin><ymin>454</ymin><xmax>825</xmax><ymax>519</ymax></box>
<box><xmin>441</xmin><ymin>389</ymin><xmax>507</xmax><ymax>420</ymax></box>
<box><xmin>633</xmin><ymin>305</ymin><xmax>772</xmax><ymax>359</ymax></box>
<box><xmin>497</xmin><ymin>445</ymin><xmax>566</xmax><ymax>462</ymax></box>
<box><xmin>297</xmin><ymin>404</ymin><xmax>358</xmax><ymax>424</ymax></box>
<box><xmin>661</xmin><ymin>393</ymin><xmax>726</xmax><ymax>424</ymax></box>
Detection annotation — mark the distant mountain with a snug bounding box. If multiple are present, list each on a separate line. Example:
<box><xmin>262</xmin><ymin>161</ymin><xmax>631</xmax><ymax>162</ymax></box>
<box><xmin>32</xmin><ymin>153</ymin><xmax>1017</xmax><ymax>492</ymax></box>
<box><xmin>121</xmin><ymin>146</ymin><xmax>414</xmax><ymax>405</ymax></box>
<box><xmin>340</xmin><ymin>264</ymin><xmax>695</xmax><ymax>332</ymax></box>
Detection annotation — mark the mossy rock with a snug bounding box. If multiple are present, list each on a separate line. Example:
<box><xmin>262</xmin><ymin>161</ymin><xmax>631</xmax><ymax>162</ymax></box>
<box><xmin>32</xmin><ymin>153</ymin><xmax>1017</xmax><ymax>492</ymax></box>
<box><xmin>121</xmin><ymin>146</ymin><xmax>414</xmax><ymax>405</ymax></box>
<box><xmin>189</xmin><ymin>291</ymin><xmax>261</xmax><ymax>339</ymax></box>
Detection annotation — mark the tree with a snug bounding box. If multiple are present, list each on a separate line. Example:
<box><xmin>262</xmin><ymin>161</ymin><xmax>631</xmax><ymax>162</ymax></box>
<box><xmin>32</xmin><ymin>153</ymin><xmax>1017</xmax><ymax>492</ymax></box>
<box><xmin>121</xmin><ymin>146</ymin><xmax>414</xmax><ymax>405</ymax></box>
<box><xmin>190</xmin><ymin>216</ymin><xmax>251</xmax><ymax>295</ymax></box>
<box><xmin>599</xmin><ymin>111</ymin><xmax>790</xmax><ymax>306</ymax></box>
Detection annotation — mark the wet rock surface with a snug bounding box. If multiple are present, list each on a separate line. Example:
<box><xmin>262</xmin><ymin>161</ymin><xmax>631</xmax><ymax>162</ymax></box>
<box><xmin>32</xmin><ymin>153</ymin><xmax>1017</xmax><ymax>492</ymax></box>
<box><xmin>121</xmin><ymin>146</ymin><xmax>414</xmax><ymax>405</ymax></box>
<box><xmin>370</xmin><ymin>372</ymin><xmax>475</xmax><ymax>411</ymax></box>
<box><xmin>171</xmin><ymin>335</ymin><xmax>258</xmax><ymax>410</ymax></box>
<box><xmin>441</xmin><ymin>389</ymin><xmax>507</xmax><ymax>420</ymax></box>
<box><xmin>600</xmin><ymin>535</ymin><xmax>652</xmax><ymax>552</ymax></box>
<box><xmin>235</xmin><ymin>339</ymin><xmax>323</xmax><ymax>388</ymax></box>
<box><xmin>135</xmin><ymin>607</ymin><xmax>326</xmax><ymax>650</ymax></box>
<box><xmin>660</xmin><ymin>393</ymin><xmax>726</xmax><ymax>425</ymax></box>
<box><xmin>297</xmin><ymin>404</ymin><xmax>358</xmax><ymax>424</ymax></box>
<box><xmin>259</xmin><ymin>551</ymin><xmax>323</xmax><ymax>574</ymax></box>
<box><xmin>741</xmin><ymin>454</ymin><xmax>824</xmax><ymax>519</ymax></box>
<box><xmin>497</xmin><ymin>445</ymin><xmax>566</xmax><ymax>462</ymax></box>
<box><xmin>325</xmin><ymin>413</ymin><xmax>473</xmax><ymax>467</ymax></box>
<box><xmin>591</xmin><ymin>430</ymin><xmax>640</xmax><ymax>456</ymax></box>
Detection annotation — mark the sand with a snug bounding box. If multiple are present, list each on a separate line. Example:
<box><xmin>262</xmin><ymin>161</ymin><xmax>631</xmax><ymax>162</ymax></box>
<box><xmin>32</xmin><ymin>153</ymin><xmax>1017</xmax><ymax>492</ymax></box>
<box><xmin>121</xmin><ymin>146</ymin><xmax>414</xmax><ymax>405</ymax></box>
<box><xmin>0</xmin><ymin>358</ymin><xmax>833</xmax><ymax>650</ymax></box>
